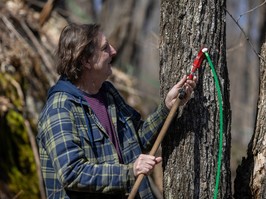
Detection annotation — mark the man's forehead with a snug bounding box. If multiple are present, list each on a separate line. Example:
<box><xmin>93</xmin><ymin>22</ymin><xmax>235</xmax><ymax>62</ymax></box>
<box><xmin>98</xmin><ymin>32</ymin><xmax>107</xmax><ymax>43</ymax></box>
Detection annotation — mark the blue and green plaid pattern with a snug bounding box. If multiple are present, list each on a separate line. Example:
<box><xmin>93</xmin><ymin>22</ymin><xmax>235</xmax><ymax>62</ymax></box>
<box><xmin>37</xmin><ymin>79</ymin><xmax>169</xmax><ymax>199</ymax></box>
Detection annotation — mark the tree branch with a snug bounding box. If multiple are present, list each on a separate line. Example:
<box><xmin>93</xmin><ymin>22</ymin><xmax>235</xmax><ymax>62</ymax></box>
<box><xmin>237</xmin><ymin>0</ymin><xmax>266</xmax><ymax>22</ymax></box>
<box><xmin>224</xmin><ymin>7</ymin><xmax>264</xmax><ymax>62</ymax></box>
<box><xmin>24</xmin><ymin>120</ymin><xmax>46</xmax><ymax>199</ymax></box>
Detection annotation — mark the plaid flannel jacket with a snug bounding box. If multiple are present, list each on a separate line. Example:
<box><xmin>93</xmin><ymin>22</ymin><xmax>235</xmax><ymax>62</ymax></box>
<box><xmin>37</xmin><ymin>76</ymin><xmax>169</xmax><ymax>199</ymax></box>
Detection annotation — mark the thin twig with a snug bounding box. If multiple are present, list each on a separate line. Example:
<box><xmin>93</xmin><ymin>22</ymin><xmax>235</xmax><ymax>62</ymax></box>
<box><xmin>12</xmin><ymin>190</ymin><xmax>24</xmax><ymax>199</ymax></box>
<box><xmin>227</xmin><ymin>41</ymin><xmax>244</xmax><ymax>53</ymax></box>
<box><xmin>237</xmin><ymin>0</ymin><xmax>266</xmax><ymax>22</ymax></box>
<box><xmin>4</xmin><ymin>74</ymin><xmax>25</xmax><ymax>107</ymax></box>
<box><xmin>24</xmin><ymin>120</ymin><xmax>46</xmax><ymax>199</ymax></box>
<box><xmin>224</xmin><ymin>7</ymin><xmax>264</xmax><ymax>61</ymax></box>
<box><xmin>39</xmin><ymin>0</ymin><xmax>56</xmax><ymax>26</ymax></box>
<box><xmin>1</xmin><ymin>15</ymin><xmax>32</xmax><ymax>50</ymax></box>
<box><xmin>19</xmin><ymin>19</ymin><xmax>57</xmax><ymax>85</ymax></box>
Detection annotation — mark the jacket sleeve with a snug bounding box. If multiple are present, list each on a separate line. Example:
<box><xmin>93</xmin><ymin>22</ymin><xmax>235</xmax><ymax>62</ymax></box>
<box><xmin>38</xmin><ymin>106</ymin><xmax>135</xmax><ymax>194</ymax></box>
<box><xmin>136</xmin><ymin>102</ymin><xmax>170</xmax><ymax>151</ymax></box>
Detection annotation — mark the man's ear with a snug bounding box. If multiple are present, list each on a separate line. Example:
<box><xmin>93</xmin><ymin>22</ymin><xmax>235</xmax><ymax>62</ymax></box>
<box><xmin>81</xmin><ymin>58</ymin><xmax>91</xmax><ymax>69</ymax></box>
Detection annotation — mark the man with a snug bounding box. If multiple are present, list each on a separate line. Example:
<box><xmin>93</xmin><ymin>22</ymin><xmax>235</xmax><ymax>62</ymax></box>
<box><xmin>37</xmin><ymin>23</ymin><xmax>196</xmax><ymax>199</ymax></box>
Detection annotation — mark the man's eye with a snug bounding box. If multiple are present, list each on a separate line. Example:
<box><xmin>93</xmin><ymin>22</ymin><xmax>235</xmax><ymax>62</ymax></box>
<box><xmin>102</xmin><ymin>44</ymin><xmax>108</xmax><ymax>51</ymax></box>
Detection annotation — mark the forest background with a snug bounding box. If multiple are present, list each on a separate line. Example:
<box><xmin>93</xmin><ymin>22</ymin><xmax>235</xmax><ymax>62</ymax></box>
<box><xmin>0</xmin><ymin>0</ymin><xmax>265</xmax><ymax>198</ymax></box>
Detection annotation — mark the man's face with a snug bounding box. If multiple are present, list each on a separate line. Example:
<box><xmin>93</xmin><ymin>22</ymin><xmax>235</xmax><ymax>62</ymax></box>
<box><xmin>90</xmin><ymin>32</ymin><xmax>117</xmax><ymax>81</ymax></box>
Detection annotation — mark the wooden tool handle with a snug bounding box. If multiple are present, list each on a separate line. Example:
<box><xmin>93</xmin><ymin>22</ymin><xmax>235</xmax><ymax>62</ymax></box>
<box><xmin>128</xmin><ymin>97</ymin><xmax>182</xmax><ymax>199</ymax></box>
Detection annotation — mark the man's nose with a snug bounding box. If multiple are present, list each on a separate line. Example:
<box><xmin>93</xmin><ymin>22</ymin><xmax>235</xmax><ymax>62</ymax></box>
<box><xmin>110</xmin><ymin>45</ymin><xmax>117</xmax><ymax>57</ymax></box>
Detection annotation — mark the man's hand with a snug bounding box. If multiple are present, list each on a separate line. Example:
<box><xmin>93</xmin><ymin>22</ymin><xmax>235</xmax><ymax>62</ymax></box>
<box><xmin>133</xmin><ymin>154</ymin><xmax>162</xmax><ymax>176</ymax></box>
<box><xmin>165</xmin><ymin>75</ymin><xmax>197</xmax><ymax>110</ymax></box>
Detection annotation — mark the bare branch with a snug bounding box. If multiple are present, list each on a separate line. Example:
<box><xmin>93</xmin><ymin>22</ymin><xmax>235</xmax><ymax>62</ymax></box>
<box><xmin>237</xmin><ymin>0</ymin><xmax>266</xmax><ymax>22</ymax></box>
<box><xmin>24</xmin><ymin>120</ymin><xmax>46</xmax><ymax>199</ymax></box>
<box><xmin>39</xmin><ymin>0</ymin><xmax>56</xmax><ymax>27</ymax></box>
<box><xmin>19</xmin><ymin>19</ymin><xmax>57</xmax><ymax>85</ymax></box>
<box><xmin>224</xmin><ymin>7</ymin><xmax>264</xmax><ymax>62</ymax></box>
<box><xmin>1</xmin><ymin>15</ymin><xmax>32</xmax><ymax>51</ymax></box>
<box><xmin>226</xmin><ymin>41</ymin><xmax>244</xmax><ymax>54</ymax></box>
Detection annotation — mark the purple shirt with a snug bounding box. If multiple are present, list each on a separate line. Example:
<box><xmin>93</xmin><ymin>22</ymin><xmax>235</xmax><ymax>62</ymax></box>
<box><xmin>84</xmin><ymin>89</ymin><xmax>123</xmax><ymax>163</ymax></box>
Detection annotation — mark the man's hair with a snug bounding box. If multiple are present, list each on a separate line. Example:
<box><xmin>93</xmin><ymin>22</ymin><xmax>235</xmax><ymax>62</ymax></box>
<box><xmin>56</xmin><ymin>23</ymin><xmax>100</xmax><ymax>82</ymax></box>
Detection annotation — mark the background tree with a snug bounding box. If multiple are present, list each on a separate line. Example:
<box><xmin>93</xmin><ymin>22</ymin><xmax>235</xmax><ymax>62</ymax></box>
<box><xmin>234</xmin><ymin>43</ymin><xmax>266</xmax><ymax>199</ymax></box>
<box><xmin>159</xmin><ymin>0</ymin><xmax>231</xmax><ymax>198</ymax></box>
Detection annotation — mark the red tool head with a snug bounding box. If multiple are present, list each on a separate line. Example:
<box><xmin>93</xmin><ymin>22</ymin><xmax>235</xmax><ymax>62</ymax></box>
<box><xmin>188</xmin><ymin>47</ymin><xmax>208</xmax><ymax>80</ymax></box>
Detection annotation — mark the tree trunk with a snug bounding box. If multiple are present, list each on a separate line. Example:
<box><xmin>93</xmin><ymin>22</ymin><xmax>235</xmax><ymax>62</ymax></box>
<box><xmin>159</xmin><ymin>0</ymin><xmax>232</xmax><ymax>198</ymax></box>
<box><xmin>234</xmin><ymin>43</ymin><xmax>266</xmax><ymax>199</ymax></box>
<box><xmin>258</xmin><ymin>0</ymin><xmax>266</xmax><ymax>48</ymax></box>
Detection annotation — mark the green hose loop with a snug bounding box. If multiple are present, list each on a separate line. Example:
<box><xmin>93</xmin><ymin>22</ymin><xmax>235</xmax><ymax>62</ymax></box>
<box><xmin>204</xmin><ymin>52</ymin><xmax>224</xmax><ymax>199</ymax></box>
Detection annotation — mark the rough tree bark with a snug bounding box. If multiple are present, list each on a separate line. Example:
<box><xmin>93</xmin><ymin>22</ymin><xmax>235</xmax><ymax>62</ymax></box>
<box><xmin>159</xmin><ymin>0</ymin><xmax>231</xmax><ymax>198</ymax></box>
<box><xmin>234</xmin><ymin>43</ymin><xmax>266</xmax><ymax>199</ymax></box>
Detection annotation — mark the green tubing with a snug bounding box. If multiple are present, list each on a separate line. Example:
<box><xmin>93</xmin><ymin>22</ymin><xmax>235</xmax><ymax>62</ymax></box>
<box><xmin>204</xmin><ymin>52</ymin><xmax>224</xmax><ymax>199</ymax></box>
